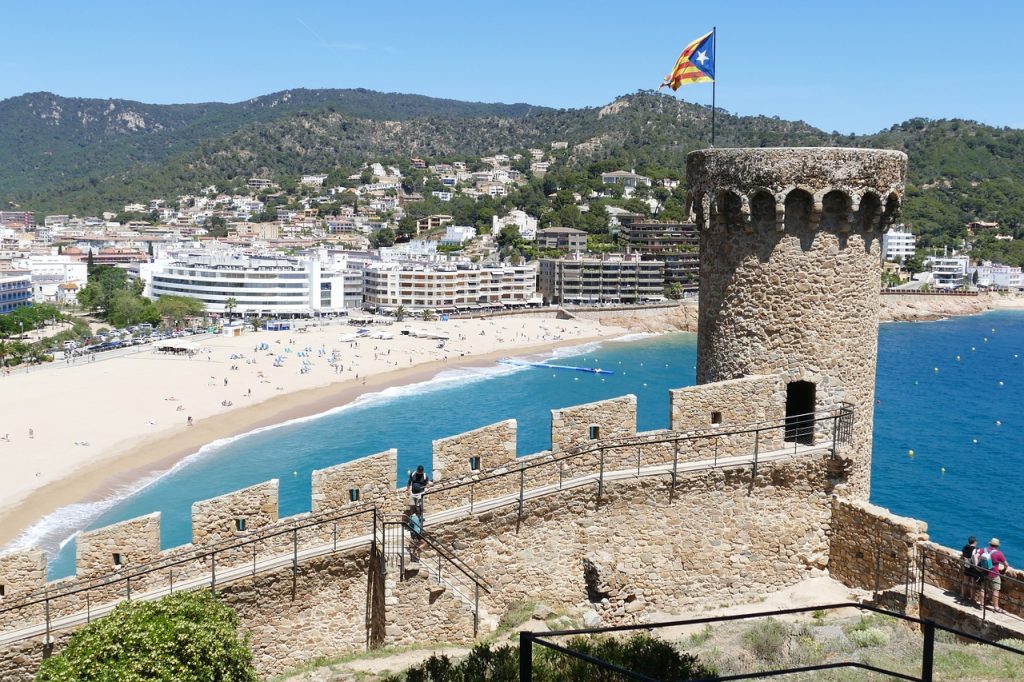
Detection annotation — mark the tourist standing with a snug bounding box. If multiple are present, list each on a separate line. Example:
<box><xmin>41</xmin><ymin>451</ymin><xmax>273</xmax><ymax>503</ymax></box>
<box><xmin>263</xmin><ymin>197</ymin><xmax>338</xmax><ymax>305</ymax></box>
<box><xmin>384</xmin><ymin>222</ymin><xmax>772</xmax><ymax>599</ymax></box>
<box><xmin>407</xmin><ymin>465</ymin><xmax>430</xmax><ymax>516</ymax></box>
<box><xmin>980</xmin><ymin>538</ymin><xmax>1010</xmax><ymax>614</ymax></box>
<box><xmin>960</xmin><ymin>536</ymin><xmax>980</xmax><ymax>604</ymax></box>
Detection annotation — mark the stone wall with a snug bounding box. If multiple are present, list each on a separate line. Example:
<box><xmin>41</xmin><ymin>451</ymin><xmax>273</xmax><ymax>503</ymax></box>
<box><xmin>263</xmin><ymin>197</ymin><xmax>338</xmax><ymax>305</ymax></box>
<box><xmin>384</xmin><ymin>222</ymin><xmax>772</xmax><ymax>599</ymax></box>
<box><xmin>192</xmin><ymin>480</ymin><xmax>280</xmax><ymax>546</ymax></box>
<box><xmin>428</xmin><ymin>456</ymin><xmax>839</xmax><ymax>625</ymax></box>
<box><xmin>0</xmin><ymin>550</ymin><xmax>45</xmax><ymax>603</ymax></box>
<box><xmin>551</xmin><ymin>395</ymin><xmax>637</xmax><ymax>452</ymax></box>
<box><xmin>828</xmin><ymin>497</ymin><xmax>928</xmax><ymax>592</ymax></box>
<box><xmin>76</xmin><ymin>512</ymin><xmax>162</xmax><ymax>579</ymax></box>
<box><xmin>917</xmin><ymin>541</ymin><xmax>1024</xmax><ymax>618</ymax></box>
<box><xmin>432</xmin><ymin>420</ymin><xmax>517</xmax><ymax>483</ymax></box>
<box><xmin>312</xmin><ymin>449</ymin><xmax>398</xmax><ymax>513</ymax></box>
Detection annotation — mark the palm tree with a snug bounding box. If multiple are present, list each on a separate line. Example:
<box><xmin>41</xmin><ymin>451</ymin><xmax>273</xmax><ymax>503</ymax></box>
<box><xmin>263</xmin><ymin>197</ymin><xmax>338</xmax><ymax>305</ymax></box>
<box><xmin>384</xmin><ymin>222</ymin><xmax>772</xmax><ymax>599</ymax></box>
<box><xmin>394</xmin><ymin>306</ymin><xmax>408</xmax><ymax>322</ymax></box>
<box><xmin>420</xmin><ymin>309</ymin><xmax>436</xmax><ymax>322</ymax></box>
<box><xmin>224</xmin><ymin>297</ymin><xmax>238</xmax><ymax>321</ymax></box>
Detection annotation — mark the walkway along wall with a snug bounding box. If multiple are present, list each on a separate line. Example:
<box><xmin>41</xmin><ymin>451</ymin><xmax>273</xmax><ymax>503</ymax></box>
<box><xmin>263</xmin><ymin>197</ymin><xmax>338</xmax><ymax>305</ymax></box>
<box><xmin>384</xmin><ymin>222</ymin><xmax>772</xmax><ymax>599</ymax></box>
<box><xmin>0</xmin><ymin>388</ymin><xmax>858</xmax><ymax>679</ymax></box>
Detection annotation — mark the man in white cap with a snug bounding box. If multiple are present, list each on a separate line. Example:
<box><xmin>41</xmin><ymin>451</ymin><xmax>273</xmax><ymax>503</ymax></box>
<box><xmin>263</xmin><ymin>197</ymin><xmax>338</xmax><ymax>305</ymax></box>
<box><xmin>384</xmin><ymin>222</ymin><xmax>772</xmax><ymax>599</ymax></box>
<box><xmin>979</xmin><ymin>538</ymin><xmax>1010</xmax><ymax>613</ymax></box>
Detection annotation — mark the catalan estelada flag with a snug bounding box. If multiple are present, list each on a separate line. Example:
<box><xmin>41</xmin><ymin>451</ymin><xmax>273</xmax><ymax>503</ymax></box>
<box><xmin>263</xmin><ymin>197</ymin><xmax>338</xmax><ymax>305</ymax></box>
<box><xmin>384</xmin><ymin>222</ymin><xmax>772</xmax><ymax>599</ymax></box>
<box><xmin>660</xmin><ymin>29</ymin><xmax>715</xmax><ymax>90</ymax></box>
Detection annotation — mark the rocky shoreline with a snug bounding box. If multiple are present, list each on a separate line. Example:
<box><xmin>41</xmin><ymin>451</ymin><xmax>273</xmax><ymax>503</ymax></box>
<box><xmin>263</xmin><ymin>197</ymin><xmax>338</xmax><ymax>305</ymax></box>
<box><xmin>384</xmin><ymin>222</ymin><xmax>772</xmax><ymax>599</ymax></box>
<box><xmin>585</xmin><ymin>292</ymin><xmax>1024</xmax><ymax>334</ymax></box>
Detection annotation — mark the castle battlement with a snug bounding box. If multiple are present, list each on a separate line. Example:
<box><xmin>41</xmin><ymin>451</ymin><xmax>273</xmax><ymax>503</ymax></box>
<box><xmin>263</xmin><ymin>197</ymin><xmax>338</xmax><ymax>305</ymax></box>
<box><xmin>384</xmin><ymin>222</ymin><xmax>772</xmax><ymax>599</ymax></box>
<box><xmin>687</xmin><ymin>147</ymin><xmax>907</xmax><ymax>234</ymax></box>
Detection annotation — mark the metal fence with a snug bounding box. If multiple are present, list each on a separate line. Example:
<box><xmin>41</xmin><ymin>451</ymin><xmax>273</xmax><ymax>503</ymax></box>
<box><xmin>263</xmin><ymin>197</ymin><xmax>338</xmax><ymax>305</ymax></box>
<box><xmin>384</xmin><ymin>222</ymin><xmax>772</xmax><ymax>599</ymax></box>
<box><xmin>422</xmin><ymin>405</ymin><xmax>854</xmax><ymax>524</ymax></box>
<box><xmin>519</xmin><ymin>601</ymin><xmax>1024</xmax><ymax>681</ymax></box>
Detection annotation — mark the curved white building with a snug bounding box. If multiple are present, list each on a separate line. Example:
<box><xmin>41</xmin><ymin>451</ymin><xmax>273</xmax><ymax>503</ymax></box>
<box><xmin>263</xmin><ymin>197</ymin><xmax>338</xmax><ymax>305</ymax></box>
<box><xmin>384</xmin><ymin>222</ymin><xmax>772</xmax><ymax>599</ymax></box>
<box><xmin>141</xmin><ymin>255</ymin><xmax>361</xmax><ymax>317</ymax></box>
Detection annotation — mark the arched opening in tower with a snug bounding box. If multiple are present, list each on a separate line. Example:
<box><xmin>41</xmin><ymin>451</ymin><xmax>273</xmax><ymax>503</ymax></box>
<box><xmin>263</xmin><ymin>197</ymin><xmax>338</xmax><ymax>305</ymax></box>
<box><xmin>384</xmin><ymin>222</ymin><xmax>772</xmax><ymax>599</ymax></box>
<box><xmin>785</xmin><ymin>380</ymin><xmax>816</xmax><ymax>445</ymax></box>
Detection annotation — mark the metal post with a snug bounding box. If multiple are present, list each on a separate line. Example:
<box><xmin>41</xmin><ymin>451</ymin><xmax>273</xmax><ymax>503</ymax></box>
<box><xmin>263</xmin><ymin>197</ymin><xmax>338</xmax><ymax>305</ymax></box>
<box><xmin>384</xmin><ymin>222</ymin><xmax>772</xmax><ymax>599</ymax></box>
<box><xmin>253</xmin><ymin>544</ymin><xmax>258</xmax><ymax>576</ymax></box>
<box><xmin>126</xmin><ymin>575</ymin><xmax>131</xmax><ymax>600</ymax></box>
<box><xmin>211</xmin><ymin>551</ymin><xmax>217</xmax><ymax>595</ymax></box>
<box><xmin>474</xmin><ymin>582</ymin><xmax>480</xmax><ymax>638</ymax></box>
<box><xmin>874</xmin><ymin>548</ymin><xmax>882</xmax><ymax>597</ymax></box>
<box><xmin>292</xmin><ymin>528</ymin><xmax>299</xmax><ymax>599</ymax></box>
<box><xmin>670</xmin><ymin>439</ymin><xmax>679</xmax><ymax>502</ymax></box>
<box><xmin>333</xmin><ymin>522</ymin><xmax>338</xmax><ymax>551</ymax></box>
<box><xmin>517</xmin><ymin>465</ymin><xmax>525</xmax><ymax>525</ymax></box>
<box><xmin>752</xmin><ymin>430</ymin><xmax>760</xmax><ymax>481</ymax></box>
<box><xmin>86</xmin><ymin>592</ymin><xmax>91</xmax><ymax>623</ymax></box>
<box><xmin>636</xmin><ymin>445</ymin><xmax>641</xmax><ymax>477</ymax></box>
<box><xmin>519</xmin><ymin>631</ymin><xmax>533</xmax><ymax>681</ymax></box>
<box><xmin>832</xmin><ymin>414</ymin><xmax>839</xmax><ymax>457</ymax></box>
<box><xmin>559</xmin><ymin>461</ymin><xmax>563</xmax><ymax>490</ymax></box>
<box><xmin>919</xmin><ymin>551</ymin><xmax>926</xmax><ymax>596</ymax></box>
<box><xmin>169</xmin><ymin>568</ymin><xmax>174</xmax><ymax>594</ymax></box>
<box><xmin>44</xmin><ymin>595</ymin><xmax>50</xmax><ymax>647</ymax></box>
<box><xmin>401</xmin><ymin>523</ymin><xmax>406</xmax><ymax>578</ymax></box>
<box><xmin>921</xmin><ymin>619</ymin><xmax>935</xmax><ymax>682</ymax></box>
<box><xmin>598</xmin><ymin>448</ymin><xmax>605</xmax><ymax>507</ymax></box>
<box><xmin>438</xmin><ymin>551</ymin><xmax>442</xmax><ymax>584</ymax></box>
<box><xmin>470</xmin><ymin>483</ymin><xmax>475</xmax><ymax>514</ymax></box>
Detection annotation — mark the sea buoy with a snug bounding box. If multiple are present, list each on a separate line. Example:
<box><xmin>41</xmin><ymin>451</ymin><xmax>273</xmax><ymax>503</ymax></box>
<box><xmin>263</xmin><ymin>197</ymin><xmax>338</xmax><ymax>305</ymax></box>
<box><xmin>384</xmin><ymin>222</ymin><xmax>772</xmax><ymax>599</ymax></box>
<box><xmin>908</xmin><ymin>449</ymin><xmax>915</xmax><ymax>457</ymax></box>
<box><xmin>956</xmin><ymin>356</ymin><xmax>961</xmax><ymax>361</ymax></box>
<box><xmin>642</xmin><ymin>383</ymin><xmax>648</xmax><ymax>387</ymax></box>
<box><xmin>999</xmin><ymin>381</ymin><xmax>1005</xmax><ymax>386</ymax></box>
<box><xmin>993</xmin><ymin>328</ymin><xmax>996</xmax><ymax>333</ymax></box>
<box><xmin>973</xmin><ymin>439</ymin><xmax>978</xmax><ymax>444</ymax></box>
<box><xmin>941</xmin><ymin>467</ymin><xmax>946</xmax><ymax>474</ymax></box>
<box><xmin>984</xmin><ymin>337</ymin><xmax>989</xmax><ymax>343</ymax></box>
<box><xmin>996</xmin><ymin>420</ymin><xmax>1002</xmax><ymax>427</ymax></box>
<box><xmin>972</xmin><ymin>347</ymin><xmax>976</xmax><ymax>351</ymax></box>
<box><xmin>934</xmin><ymin>367</ymin><xmax>939</xmax><ymax>373</ymax></box>
<box><xmin>293</xmin><ymin>470</ymin><xmax>298</xmax><ymax>476</ymax></box>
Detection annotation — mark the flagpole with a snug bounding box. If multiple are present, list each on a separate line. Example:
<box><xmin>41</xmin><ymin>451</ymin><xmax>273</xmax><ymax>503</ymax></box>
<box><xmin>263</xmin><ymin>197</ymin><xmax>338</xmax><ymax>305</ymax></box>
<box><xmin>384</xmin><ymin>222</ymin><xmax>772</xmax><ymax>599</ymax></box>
<box><xmin>711</xmin><ymin>26</ymin><xmax>717</xmax><ymax>147</ymax></box>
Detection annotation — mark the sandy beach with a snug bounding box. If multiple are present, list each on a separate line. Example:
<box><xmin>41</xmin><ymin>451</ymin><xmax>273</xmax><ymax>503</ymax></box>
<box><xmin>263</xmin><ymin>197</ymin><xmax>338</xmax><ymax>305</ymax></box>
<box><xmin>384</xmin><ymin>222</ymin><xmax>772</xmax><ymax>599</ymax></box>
<box><xmin>0</xmin><ymin>315</ymin><xmax>627</xmax><ymax>549</ymax></box>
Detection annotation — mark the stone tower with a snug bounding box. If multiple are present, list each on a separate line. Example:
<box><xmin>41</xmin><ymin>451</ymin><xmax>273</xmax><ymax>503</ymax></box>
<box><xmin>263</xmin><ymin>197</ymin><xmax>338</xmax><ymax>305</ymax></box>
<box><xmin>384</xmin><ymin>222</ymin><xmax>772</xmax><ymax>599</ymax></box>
<box><xmin>686</xmin><ymin>148</ymin><xmax>907</xmax><ymax>497</ymax></box>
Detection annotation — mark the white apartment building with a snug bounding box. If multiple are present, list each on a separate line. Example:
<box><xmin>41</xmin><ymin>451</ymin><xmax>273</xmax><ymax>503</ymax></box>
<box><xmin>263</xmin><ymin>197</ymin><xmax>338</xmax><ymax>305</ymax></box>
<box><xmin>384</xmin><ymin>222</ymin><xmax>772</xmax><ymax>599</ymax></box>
<box><xmin>924</xmin><ymin>255</ymin><xmax>969</xmax><ymax>289</ymax></box>
<box><xmin>882</xmin><ymin>226</ymin><xmax>916</xmax><ymax>262</ymax></box>
<box><xmin>141</xmin><ymin>254</ymin><xmax>362</xmax><ymax>317</ymax></box>
<box><xmin>492</xmin><ymin>210</ymin><xmax>538</xmax><ymax>239</ymax></box>
<box><xmin>968</xmin><ymin>262</ymin><xmax>1024</xmax><ymax>289</ymax></box>
<box><xmin>441</xmin><ymin>225</ymin><xmax>476</xmax><ymax>245</ymax></box>
<box><xmin>12</xmin><ymin>254</ymin><xmax>88</xmax><ymax>304</ymax></box>
<box><xmin>362</xmin><ymin>262</ymin><xmax>538</xmax><ymax>311</ymax></box>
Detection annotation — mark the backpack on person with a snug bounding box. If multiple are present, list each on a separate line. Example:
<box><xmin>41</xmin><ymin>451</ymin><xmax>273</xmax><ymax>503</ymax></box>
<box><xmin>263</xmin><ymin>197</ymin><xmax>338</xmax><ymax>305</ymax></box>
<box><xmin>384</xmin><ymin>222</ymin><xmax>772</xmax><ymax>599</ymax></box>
<box><xmin>409</xmin><ymin>471</ymin><xmax>427</xmax><ymax>494</ymax></box>
<box><xmin>976</xmin><ymin>547</ymin><xmax>994</xmax><ymax>571</ymax></box>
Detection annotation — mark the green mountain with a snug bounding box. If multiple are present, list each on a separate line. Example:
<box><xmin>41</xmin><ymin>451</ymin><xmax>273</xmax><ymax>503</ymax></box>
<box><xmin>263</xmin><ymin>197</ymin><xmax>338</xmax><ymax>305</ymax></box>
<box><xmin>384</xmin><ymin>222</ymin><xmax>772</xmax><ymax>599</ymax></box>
<box><xmin>2</xmin><ymin>89</ymin><xmax>1023</xmax><ymax>248</ymax></box>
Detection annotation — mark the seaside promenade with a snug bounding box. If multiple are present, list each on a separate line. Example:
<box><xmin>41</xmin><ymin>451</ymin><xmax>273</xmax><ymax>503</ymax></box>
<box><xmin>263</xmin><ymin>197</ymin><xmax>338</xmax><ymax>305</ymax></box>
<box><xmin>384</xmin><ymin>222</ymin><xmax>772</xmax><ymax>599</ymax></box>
<box><xmin>0</xmin><ymin>315</ymin><xmax>626</xmax><ymax>552</ymax></box>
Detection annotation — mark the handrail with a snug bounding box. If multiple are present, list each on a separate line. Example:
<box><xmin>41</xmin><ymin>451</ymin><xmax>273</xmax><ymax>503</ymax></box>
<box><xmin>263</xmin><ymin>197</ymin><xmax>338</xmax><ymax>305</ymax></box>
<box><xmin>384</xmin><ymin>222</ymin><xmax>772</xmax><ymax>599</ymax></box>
<box><xmin>0</xmin><ymin>504</ymin><xmax>379</xmax><ymax>614</ymax></box>
<box><xmin>424</xmin><ymin>405</ymin><xmax>854</xmax><ymax>502</ymax></box>
<box><xmin>519</xmin><ymin>601</ymin><xmax>1024</xmax><ymax>682</ymax></box>
<box><xmin>917</xmin><ymin>542</ymin><xmax>1024</xmax><ymax>622</ymax></box>
<box><xmin>382</xmin><ymin>518</ymin><xmax>491</xmax><ymax>593</ymax></box>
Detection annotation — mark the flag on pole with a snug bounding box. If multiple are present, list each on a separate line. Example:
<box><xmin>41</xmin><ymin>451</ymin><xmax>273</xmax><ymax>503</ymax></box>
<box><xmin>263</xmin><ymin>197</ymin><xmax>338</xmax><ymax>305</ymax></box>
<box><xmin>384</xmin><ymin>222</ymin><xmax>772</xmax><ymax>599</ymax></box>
<box><xmin>660</xmin><ymin>29</ymin><xmax>715</xmax><ymax>90</ymax></box>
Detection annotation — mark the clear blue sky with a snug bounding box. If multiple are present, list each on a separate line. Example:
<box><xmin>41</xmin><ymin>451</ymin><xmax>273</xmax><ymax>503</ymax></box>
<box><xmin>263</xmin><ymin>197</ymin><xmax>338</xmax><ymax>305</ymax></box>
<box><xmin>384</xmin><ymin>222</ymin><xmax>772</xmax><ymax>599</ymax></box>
<box><xmin>3</xmin><ymin>0</ymin><xmax>1021</xmax><ymax>134</ymax></box>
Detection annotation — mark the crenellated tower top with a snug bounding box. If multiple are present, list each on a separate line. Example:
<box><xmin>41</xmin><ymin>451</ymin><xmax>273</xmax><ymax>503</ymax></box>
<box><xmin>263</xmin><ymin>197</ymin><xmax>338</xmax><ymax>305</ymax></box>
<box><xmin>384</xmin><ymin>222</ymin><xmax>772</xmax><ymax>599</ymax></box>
<box><xmin>686</xmin><ymin>147</ymin><xmax>907</xmax><ymax>235</ymax></box>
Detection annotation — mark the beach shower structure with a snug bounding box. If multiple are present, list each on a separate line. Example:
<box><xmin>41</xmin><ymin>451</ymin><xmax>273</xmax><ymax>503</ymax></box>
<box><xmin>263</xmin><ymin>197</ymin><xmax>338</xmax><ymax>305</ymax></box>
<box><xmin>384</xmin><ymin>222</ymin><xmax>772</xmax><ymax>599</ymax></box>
<box><xmin>687</xmin><ymin>147</ymin><xmax>907</xmax><ymax>497</ymax></box>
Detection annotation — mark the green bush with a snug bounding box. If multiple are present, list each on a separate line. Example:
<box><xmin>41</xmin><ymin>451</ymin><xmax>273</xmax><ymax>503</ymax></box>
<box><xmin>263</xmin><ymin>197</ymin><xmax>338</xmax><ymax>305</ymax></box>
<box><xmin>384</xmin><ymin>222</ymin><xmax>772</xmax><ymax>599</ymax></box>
<box><xmin>36</xmin><ymin>591</ymin><xmax>257</xmax><ymax>681</ymax></box>
<box><xmin>742</xmin><ymin>618</ymin><xmax>787</xmax><ymax>664</ymax></box>
<box><xmin>849</xmin><ymin>626</ymin><xmax>890</xmax><ymax>648</ymax></box>
<box><xmin>385</xmin><ymin>634</ymin><xmax>714</xmax><ymax>681</ymax></box>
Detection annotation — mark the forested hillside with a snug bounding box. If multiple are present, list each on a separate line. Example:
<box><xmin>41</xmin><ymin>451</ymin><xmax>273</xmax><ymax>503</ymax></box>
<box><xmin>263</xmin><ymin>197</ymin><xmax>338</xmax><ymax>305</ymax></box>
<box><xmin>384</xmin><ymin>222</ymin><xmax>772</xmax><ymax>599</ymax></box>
<box><xmin>2</xmin><ymin>89</ymin><xmax>1023</xmax><ymax>249</ymax></box>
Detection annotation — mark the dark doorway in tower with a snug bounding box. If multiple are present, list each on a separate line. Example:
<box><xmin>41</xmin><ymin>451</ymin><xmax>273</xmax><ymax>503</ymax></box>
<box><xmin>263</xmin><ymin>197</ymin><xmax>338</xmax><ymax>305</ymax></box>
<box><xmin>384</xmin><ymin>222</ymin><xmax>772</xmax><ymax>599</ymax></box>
<box><xmin>785</xmin><ymin>381</ymin><xmax>816</xmax><ymax>445</ymax></box>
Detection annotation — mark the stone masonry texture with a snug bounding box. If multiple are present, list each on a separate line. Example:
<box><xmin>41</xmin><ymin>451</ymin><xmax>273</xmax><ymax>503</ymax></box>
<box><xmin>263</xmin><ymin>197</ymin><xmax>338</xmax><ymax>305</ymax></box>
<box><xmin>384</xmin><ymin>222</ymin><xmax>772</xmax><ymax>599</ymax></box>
<box><xmin>688</xmin><ymin>147</ymin><xmax>908</xmax><ymax>499</ymax></box>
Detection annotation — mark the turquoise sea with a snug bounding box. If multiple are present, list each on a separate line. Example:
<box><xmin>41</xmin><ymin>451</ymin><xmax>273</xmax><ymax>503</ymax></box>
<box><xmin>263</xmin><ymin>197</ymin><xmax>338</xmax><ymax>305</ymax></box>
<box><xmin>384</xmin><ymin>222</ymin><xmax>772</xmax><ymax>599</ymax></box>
<box><xmin>26</xmin><ymin>312</ymin><xmax>1024</xmax><ymax>578</ymax></box>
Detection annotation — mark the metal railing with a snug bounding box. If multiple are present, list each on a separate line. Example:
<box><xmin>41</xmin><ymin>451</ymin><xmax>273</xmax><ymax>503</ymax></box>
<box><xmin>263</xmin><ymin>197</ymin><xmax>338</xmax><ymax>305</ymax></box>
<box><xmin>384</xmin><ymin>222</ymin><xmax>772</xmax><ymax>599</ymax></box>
<box><xmin>0</xmin><ymin>505</ymin><xmax>380</xmax><ymax>646</ymax></box>
<box><xmin>519</xmin><ymin>601</ymin><xmax>1024</xmax><ymax>681</ymax></box>
<box><xmin>381</xmin><ymin>517</ymin><xmax>491</xmax><ymax>636</ymax></box>
<box><xmin>917</xmin><ymin>543</ymin><xmax>1024</xmax><ymax>622</ymax></box>
<box><xmin>422</xmin><ymin>405</ymin><xmax>854</xmax><ymax>521</ymax></box>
